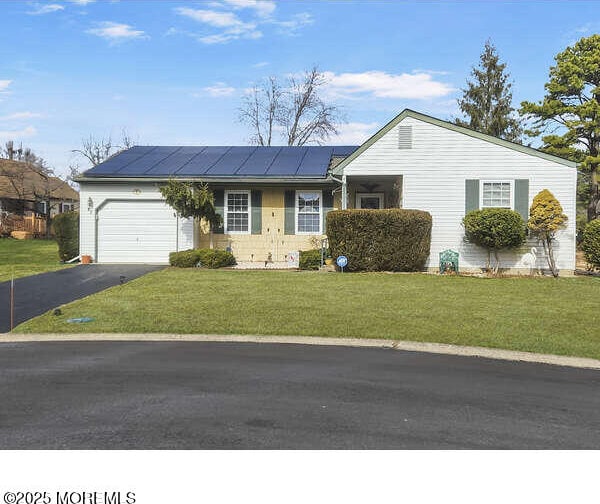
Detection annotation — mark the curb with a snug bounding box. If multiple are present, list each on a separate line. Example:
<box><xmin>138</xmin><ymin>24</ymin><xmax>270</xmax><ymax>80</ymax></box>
<box><xmin>2</xmin><ymin>333</ymin><xmax>600</xmax><ymax>370</ymax></box>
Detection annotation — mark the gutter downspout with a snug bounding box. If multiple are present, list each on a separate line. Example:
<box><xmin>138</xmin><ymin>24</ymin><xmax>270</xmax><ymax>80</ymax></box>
<box><xmin>329</xmin><ymin>175</ymin><xmax>348</xmax><ymax>210</ymax></box>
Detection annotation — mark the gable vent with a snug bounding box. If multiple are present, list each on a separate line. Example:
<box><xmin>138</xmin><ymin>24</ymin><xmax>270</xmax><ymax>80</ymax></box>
<box><xmin>398</xmin><ymin>125</ymin><xmax>412</xmax><ymax>149</ymax></box>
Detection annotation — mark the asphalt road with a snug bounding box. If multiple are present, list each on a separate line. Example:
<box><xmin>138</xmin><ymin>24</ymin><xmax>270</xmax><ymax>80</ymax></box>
<box><xmin>0</xmin><ymin>341</ymin><xmax>598</xmax><ymax>449</ymax></box>
<box><xmin>0</xmin><ymin>265</ymin><xmax>163</xmax><ymax>332</ymax></box>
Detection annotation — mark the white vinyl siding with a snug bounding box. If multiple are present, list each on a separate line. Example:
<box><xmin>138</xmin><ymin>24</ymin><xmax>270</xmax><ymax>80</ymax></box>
<box><xmin>342</xmin><ymin>116</ymin><xmax>577</xmax><ymax>272</ymax></box>
<box><xmin>481</xmin><ymin>181</ymin><xmax>512</xmax><ymax>209</ymax></box>
<box><xmin>224</xmin><ymin>190</ymin><xmax>250</xmax><ymax>234</ymax></box>
<box><xmin>296</xmin><ymin>190</ymin><xmax>322</xmax><ymax>234</ymax></box>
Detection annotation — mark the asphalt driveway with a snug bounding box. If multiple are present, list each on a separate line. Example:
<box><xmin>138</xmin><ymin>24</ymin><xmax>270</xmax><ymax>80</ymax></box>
<box><xmin>0</xmin><ymin>265</ymin><xmax>163</xmax><ymax>332</ymax></box>
<box><xmin>0</xmin><ymin>341</ymin><xmax>598</xmax><ymax>449</ymax></box>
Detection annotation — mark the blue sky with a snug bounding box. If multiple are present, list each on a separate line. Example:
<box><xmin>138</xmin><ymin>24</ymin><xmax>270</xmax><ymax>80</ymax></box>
<box><xmin>0</xmin><ymin>0</ymin><xmax>597</xmax><ymax>177</ymax></box>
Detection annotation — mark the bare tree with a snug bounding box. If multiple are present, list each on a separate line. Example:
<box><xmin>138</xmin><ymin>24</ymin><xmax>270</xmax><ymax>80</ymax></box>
<box><xmin>240</xmin><ymin>76</ymin><xmax>282</xmax><ymax>146</ymax></box>
<box><xmin>239</xmin><ymin>66</ymin><xmax>343</xmax><ymax>146</ymax></box>
<box><xmin>72</xmin><ymin>129</ymin><xmax>136</xmax><ymax>167</ymax></box>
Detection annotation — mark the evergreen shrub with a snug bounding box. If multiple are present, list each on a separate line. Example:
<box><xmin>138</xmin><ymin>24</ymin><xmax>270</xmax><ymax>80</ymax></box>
<box><xmin>169</xmin><ymin>249</ymin><xmax>236</xmax><ymax>268</ymax></box>
<box><xmin>52</xmin><ymin>211</ymin><xmax>79</xmax><ymax>261</ymax></box>
<box><xmin>582</xmin><ymin>219</ymin><xmax>600</xmax><ymax>268</ymax></box>
<box><xmin>326</xmin><ymin>209</ymin><xmax>432</xmax><ymax>272</ymax></box>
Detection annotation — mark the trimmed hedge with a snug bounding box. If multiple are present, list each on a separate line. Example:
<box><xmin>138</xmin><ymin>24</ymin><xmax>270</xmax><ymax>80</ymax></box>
<box><xmin>582</xmin><ymin>219</ymin><xmax>600</xmax><ymax>268</ymax></box>
<box><xmin>463</xmin><ymin>208</ymin><xmax>526</xmax><ymax>251</ymax></box>
<box><xmin>326</xmin><ymin>209</ymin><xmax>432</xmax><ymax>272</ymax></box>
<box><xmin>299</xmin><ymin>249</ymin><xmax>322</xmax><ymax>270</ymax></box>
<box><xmin>169</xmin><ymin>248</ymin><xmax>236</xmax><ymax>268</ymax></box>
<box><xmin>52</xmin><ymin>211</ymin><xmax>79</xmax><ymax>261</ymax></box>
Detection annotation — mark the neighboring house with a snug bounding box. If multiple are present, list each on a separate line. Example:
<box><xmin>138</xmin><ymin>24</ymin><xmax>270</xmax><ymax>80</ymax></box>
<box><xmin>76</xmin><ymin>109</ymin><xmax>577</xmax><ymax>274</ymax></box>
<box><xmin>0</xmin><ymin>159</ymin><xmax>79</xmax><ymax>218</ymax></box>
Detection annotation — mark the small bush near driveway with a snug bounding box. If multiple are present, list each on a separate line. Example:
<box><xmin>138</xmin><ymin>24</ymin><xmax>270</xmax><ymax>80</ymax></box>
<box><xmin>169</xmin><ymin>249</ymin><xmax>236</xmax><ymax>268</ymax></box>
<box><xmin>51</xmin><ymin>211</ymin><xmax>79</xmax><ymax>262</ymax></box>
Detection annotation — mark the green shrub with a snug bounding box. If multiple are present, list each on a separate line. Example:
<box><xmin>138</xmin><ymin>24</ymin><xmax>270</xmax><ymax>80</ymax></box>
<box><xmin>197</xmin><ymin>249</ymin><xmax>236</xmax><ymax>268</ymax></box>
<box><xmin>582</xmin><ymin>219</ymin><xmax>600</xmax><ymax>268</ymax></box>
<box><xmin>169</xmin><ymin>248</ymin><xmax>236</xmax><ymax>268</ymax></box>
<box><xmin>51</xmin><ymin>211</ymin><xmax>79</xmax><ymax>261</ymax></box>
<box><xmin>169</xmin><ymin>249</ymin><xmax>201</xmax><ymax>267</ymax></box>
<box><xmin>326</xmin><ymin>209</ymin><xmax>432</xmax><ymax>272</ymax></box>
<box><xmin>299</xmin><ymin>249</ymin><xmax>323</xmax><ymax>270</ymax></box>
<box><xmin>463</xmin><ymin>208</ymin><xmax>526</xmax><ymax>273</ymax></box>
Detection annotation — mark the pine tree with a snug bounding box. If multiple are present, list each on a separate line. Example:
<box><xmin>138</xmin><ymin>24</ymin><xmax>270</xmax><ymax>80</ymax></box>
<box><xmin>456</xmin><ymin>40</ymin><xmax>522</xmax><ymax>142</ymax></box>
<box><xmin>520</xmin><ymin>34</ymin><xmax>600</xmax><ymax>221</ymax></box>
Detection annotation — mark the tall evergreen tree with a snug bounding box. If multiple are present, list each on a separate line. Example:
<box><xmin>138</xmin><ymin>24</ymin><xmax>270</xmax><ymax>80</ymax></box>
<box><xmin>521</xmin><ymin>34</ymin><xmax>600</xmax><ymax>221</ymax></box>
<box><xmin>456</xmin><ymin>40</ymin><xmax>522</xmax><ymax>142</ymax></box>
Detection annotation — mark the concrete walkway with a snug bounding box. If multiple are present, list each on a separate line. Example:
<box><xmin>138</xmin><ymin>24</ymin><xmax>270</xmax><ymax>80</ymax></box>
<box><xmin>2</xmin><ymin>332</ymin><xmax>599</xmax><ymax>370</ymax></box>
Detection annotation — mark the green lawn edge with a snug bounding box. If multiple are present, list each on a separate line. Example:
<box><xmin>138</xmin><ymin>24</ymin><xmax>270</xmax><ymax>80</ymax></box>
<box><xmin>13</xmin><ymin>269</ymin><xmax>600</xmax><ymax>361</ymax></box>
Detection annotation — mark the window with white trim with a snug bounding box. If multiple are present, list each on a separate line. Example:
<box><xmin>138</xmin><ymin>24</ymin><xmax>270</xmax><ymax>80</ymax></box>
<box><xmin>61</xmin><ymin>202</ymin><xmax>74</xmax><ymax>213</ymax></box>
<box><xmin>481</xmin><ymin>181</ymin><xmax>512</xmax><ymax>209</ymax></box>
<box><xmin>224</xmin><ymin>191</ymin><xmax>250</xmax><ymax>233</ymax></box>
<box><xmin>296</xmin><ymin>190</ymin><xmax>322</xmax><ymax>234</ymax></box>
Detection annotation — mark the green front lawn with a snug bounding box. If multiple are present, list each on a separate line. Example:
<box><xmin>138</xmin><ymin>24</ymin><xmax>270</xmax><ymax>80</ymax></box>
<box><xmin>0</xmin><ymin>238</ymin><xmax>71</xmax><ymax>282</ymax></box>
<box><xmin>14</xmin><ymin>269</ymin><xmax>600</xmax><ymax>360</ymax></box>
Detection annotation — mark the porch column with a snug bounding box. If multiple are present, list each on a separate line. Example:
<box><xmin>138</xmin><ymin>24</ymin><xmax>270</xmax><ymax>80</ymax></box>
<box><xmin>341</xmin><ymin>175</ymin><xmax>347</xmax><ymax>210</ymax></box>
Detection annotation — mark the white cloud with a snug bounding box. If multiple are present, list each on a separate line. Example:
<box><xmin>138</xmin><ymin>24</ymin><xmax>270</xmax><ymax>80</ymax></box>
<box><xmin>175</xmin><ymin>7</ymin><xmax>261</xmax><ymax>43</ymax></box>
<box><xmin>27</xmin><ymin>3</ymin><xmax>64</xmax><ymax>15</ymax></box>
<box><xmin>0</xmin><ymin>112</ymin><xmax>42</xmax><ymax>121</ymax></box>
<box><xmin>221</xmin><ymin>0</ymin><xmax>276</xmax><ymax>17</ymax></box>
<box><xmin>252</xmin><ymin>61</ymin><xmax>269</xmax><ymax>68</ymax></box>
<box><xmin>333</xmin><ymin>122</ymin><xmax>379</xmax><ymax>145</ymax></box>
<box><xmin>0</xmin><ymin>80</ymin><xmax>11</xmax><ymax>93</ymax></box>
<box><xmin>200</xmin><ymin>83</ymin><xmax>236</xmax><ymax>97</ymax></box>
<box><xmin>268</xmin><ymin>12</ymin><xmax>314</xmax><ymax>33</ymax></box>
<box><xmin>322</xmin><ymin>70</ymin><xmax>455</xmax><ymax>100</ymax></box>
<box><xmin>67</xmin><ymin>0</ymin><xmax>96</xmax><ymax>4</ymax></box>
<box><xmin>174</xmin><ymin>4</ymin><xmax>310</xmax><ymax>44</ymax></box>
<box><xmin>87</xmin><ymin>22</ymin><xmax>147</xmax><ymax>42</ymax></box>
<box><xmin>0</xmin><ymin>126</ymin><xmax>37</xmax><ymax>139</ymax></box>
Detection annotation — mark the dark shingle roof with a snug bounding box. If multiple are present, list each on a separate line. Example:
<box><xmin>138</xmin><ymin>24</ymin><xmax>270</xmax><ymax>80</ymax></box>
<box><xmin>83</xmin><ymin>145</ymin><xmax>359</xmax><ymax>179</ymax></box>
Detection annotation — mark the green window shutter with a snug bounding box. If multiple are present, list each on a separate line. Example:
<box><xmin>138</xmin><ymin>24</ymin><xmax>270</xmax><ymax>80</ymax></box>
<box><xmin>514</xmin><ymin>179</ymin><xmax>530</xmax><ymax>223</ymax></box>
<box><xmin>465</xmin><ymin>179</ymin><xmax>479</xmax><ymax>214</ymax></box>
<box><xmin>322</xmin><ymin>189</ymin><xmax>333</xmax><ymax>233</ymax></box>
<box><xmin>214</xmin><ymin>189</ymin><xmax>224</xmax><ymax>234</ymax></box>
<box><xmin>251</xmin><ymin>190</ymin><xmax>262</xmax><ymax>235</ymax></box>
<box><xmin>284</xmin><ymin>190</ymin><xmax>295</xmax><ymax>235</ymax></box>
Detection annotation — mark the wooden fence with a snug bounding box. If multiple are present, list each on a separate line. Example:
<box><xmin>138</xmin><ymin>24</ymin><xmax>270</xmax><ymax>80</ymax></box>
<box><xmin>0</xmin><ymin>213</ymin><xmax>48</xmax><ymax>237</ymax></box>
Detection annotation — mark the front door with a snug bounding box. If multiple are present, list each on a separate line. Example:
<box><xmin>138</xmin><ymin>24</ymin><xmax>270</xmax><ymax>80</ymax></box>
<box><xmin>356</xmin><ymin>193</ymin><xmax>384</xmax><ymax>209</ymax></box>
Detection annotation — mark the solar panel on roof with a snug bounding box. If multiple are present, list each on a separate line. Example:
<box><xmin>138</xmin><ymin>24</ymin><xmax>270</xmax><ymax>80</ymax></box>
<box><xmin>145</xmin><ymin>147</ymin><xmax>206</xmax><ymax>176</ymax></box>
<box><xmin>174</xmin><ymin>146</ymin><xmax>230</xmax><ymax>176</ymax></box>
<box><xmin>332</xmin><ymin>146</ymin><xmax>359</xmax><ymax>156</ymax></box>
<box><xmin>116</xmin><ymin>147</ymin><xmax>180</xmax><ymax>176</ymax></box>
<box><xmin>296</xmin><ymin>147</ymin><xmax>333</xmax><ymax>176</ymax></box>
<box><xmin>207</xmin><ymin>146</ymin><xmax>256</xmax><ymax>175</ymax></box>
<box><xmin>83</xmin><ymin>145</ymin><xmax>360</xmax><ymax>178</ymax></box>
<box><xmin>235</xmin><ymin>147</ymin><xmax>281</xmax><ymax>175</ymax></box>
<box><xmin>266</xmin><ymin>147</ymin><xmax>309</xmax><ymax>175</ymax></box>
<box><xmin>84</xmin><ymin>146</ymin><xmax>155</xmax><ymax>176</ymax></box>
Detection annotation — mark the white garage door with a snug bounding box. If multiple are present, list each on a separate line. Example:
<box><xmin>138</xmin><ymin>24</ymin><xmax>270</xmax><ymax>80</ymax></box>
<box><xmin>97</xmin><ymin>200</ymin><xmax>178</xmax><ymax>264</ymax></box>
